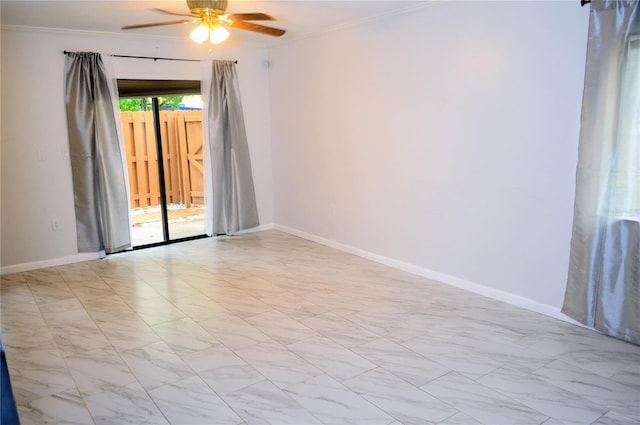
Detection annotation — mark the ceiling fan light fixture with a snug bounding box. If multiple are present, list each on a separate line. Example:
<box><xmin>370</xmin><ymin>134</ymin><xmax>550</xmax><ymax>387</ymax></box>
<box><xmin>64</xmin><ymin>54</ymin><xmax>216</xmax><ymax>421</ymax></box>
<box><xmin>209</xmin><ymin>24</ymin><xmax>230</xmax><ymax>44</ymax></box>
<box><xmin>189</xmin><ymin>23</ymin><xmax>210</xmax><ymax>43</ymax></box>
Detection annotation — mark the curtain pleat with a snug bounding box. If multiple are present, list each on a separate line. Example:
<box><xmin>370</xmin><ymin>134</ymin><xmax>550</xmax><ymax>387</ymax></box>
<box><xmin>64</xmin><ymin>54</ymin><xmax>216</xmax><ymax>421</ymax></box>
<box><xmin>202</xmin><ymin>60</ymin><xmax>259</xmax><ymax>235</ymax></box>
<box><xmin>64</xmin><ymin>52</ymin><xmax>131</xmax><ymax>254</ymax></box>
<box><xmin>562</xmin><ymin>1</ymin><xmax>639</xmax><ymax>345</ymax></box>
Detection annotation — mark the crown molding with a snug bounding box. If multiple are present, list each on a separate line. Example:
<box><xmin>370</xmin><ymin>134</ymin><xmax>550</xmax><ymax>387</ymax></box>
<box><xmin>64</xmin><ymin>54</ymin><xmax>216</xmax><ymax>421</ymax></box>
<box><xmin>0</xmin><ymin>24</ymin><xmax>269</xmax><ymax>49</ymax></box>
<box><xmin>1</xmin><ymin>24</ymin><xmax>179</xmax><ymax>41</ymax></box>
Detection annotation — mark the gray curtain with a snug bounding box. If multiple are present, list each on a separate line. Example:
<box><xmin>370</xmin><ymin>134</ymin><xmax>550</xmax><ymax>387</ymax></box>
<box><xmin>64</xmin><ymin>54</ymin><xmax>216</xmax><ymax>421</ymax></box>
<box><xmin>203</xmin><ymin>60</ymin><xmax>259</xmax><ymax>235</ymax></box>
<box><xmin>64</xmin><ymin>52</ymin><xmax>131</xmax><ymax>254</ymax></box>
<box><xmin>562</xmin><ymin>1</ymin><xmax>639</xmax><ymax>345</ymax></box>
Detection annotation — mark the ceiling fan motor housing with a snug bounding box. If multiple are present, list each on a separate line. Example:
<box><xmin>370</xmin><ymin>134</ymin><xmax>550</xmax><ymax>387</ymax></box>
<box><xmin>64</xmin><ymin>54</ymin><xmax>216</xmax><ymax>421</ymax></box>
<box><xmin>187</xmin><ymin>0</ymin><xmax>228</xmax><ymax>15</ymax></box>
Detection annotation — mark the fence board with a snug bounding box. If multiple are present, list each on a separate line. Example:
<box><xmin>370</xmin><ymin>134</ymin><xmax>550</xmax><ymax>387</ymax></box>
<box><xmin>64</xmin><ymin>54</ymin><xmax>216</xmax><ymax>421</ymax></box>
<box><xmin>121</xmin><ymin>112</ymin><xmax>138</xmax><ymax>205</ymax></box>
<box><xmin>159</xmin><ymin>111</ymin><xmax>179</xmax><ymax>205</ymax></box>
<box><xmin>145</xmin><ymin>111</ymin><xmax>161</xmax><ymax>207</ymax></box>
<box><xmin>121</xmin><ymin>110</ymin><xmax>204</xmax><ymax>209</ymax></box>
<box><xmin>185</xmin><ymin>111</ymin><xmax>205</xmax><ymax>206</ymax></box>
<box><xmin>176</xmin><ymin>113</ymin><xmax>191</xmax><ymax>207</ymax></box>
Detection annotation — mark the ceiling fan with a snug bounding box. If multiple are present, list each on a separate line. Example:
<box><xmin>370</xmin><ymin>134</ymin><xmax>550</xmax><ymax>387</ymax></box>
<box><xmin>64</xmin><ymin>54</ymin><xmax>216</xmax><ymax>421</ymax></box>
<box><xmin>122</xmin><ymin>0</ymin><xmax>285</xmax><ymax>45</ymax></box>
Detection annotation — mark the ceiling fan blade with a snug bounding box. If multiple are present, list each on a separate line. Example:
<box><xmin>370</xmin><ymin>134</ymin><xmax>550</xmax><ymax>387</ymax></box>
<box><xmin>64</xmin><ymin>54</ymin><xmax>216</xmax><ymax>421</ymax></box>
<box><xmin>230</xmin><ymin>21</ymin><xmax>285</xmax><ymax>37</ymax></box>
<box><xmin>227</xmin><ymin>13</ymin><xmax>275</xmax><ymax>21</ymax></box>
<box><xmin>121</xmin><ymin>19</ymin><xmax>195</xmax><ymax>30</ymax></box>
<box><xmin>154</xmin><ymin>8</ymin><xmax>198</xmax><ymax>18</ymax></box>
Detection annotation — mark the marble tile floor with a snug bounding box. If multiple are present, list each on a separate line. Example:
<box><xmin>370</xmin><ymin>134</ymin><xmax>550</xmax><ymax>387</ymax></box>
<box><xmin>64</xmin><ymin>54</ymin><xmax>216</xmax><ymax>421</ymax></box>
<box><xmin>1</xmin><ymin>230</ymin><xmax>638</xmax><ymax>425</ymax></box>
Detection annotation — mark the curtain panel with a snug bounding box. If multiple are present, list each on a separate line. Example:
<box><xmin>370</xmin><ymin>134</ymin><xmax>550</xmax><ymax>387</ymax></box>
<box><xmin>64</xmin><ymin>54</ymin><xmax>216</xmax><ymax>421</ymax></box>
<box><xmin>64</xmin><ymin>52</ymin><xmax>131</xmax><ymax>254</ymax></box>
<box><xmin>202</xmin><ymin>60</ymin><xmax>260</xmax><ymax>235</ymax></box>
<box><xmin>562</xmin><ymin>1</ymin><xmax>639</xmax><ymax>345</ymax></box>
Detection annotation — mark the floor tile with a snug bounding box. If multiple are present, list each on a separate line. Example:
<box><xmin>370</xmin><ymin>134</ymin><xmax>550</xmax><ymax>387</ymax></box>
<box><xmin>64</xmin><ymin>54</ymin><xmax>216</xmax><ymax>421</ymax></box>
<box><xmin>610</xmin><ymin>362</ymin><xmax>640</xmax><ymax>392</ymax></box>
<box><xmin>222</xmin><ymin>380</ymin><xmax>322</xmax><ymax>424</ymax></box>
<box><xmin>212</xmin><ymin>291</ymin><xmax>274</xmax><ymax>318</ymax></box>
<box><xmin>64</xmin><ymin>347</ymin><xmax>137</xmax><ymax>396</ymax></box>
<box><xmin>477</xmin><ymin>366</ymin><xmax>608</xmax><ymax>424</ymax></box>
<box><xmin>235</xmin><ymin>340</ymin><xmax>323</xmax><ymax>388</ymax></box>
<box><xmin>38</xmin><ymin>297</ymin><xmax>91</xmax><ymax>325</ymax></box>
<box><xmin>68</xmin><ymin>279</ymin><xmax>117</xmax><ymax>301</ymax></box>
<box><xmin>22</xmin><ymin>268</ymin><xmax>64</xmax><ymax>284</ymax></box>
<box><xmin>84</xmin><ymin>382</ymin><xmax>169</xmax><ymax>425</ymax></box>
<box><xmin>97</xmin><ymin>316</ymin><xmax>162</xmax><ymax>352</ymax></box>
<box><xmin>182</xmin><ymin>343</ymin><xmax>267</xmax><ymax>395</ymax></box>
<box><xmin>151</xmin><ymin>317</ymin><xmax>219</xmax><ymax>356</ymax></box>
<box><xmin>226</xmin><ymin>275</ymin><xmax>285</xmax><ymax>296</ymax></box>
<box><xmin>343</xmin><ymin>367</ymin><xmax>458</xmax><ymax>424</ymax></box>
<box><xmin>288</xmin><ymin>336</ymin><xmax>377</xmax><ymax>381</ymax></box>
<box><xmin>255</xmin><ymin>291</ymin><xmax>331</xmax><ymax>320</ymax></box>
<box><xmin>171</xmin><ymin>294</ymin><xmax>231</xmax><ymax>322</ymax></box>
<box><xmin>351</xmin><ymin>337</ymin><xmax>450</xmax><ymax>386</ymax></box>
<box><xmin>103</xmin><ymin>277</ymin><xmax>161</xmax><ymax>301</ymax></box>
<box><xmin>119</xmin><ymin>341</ymin><xmax>195</xmax><ymax>391</ymax></box>
<box><xmin>1</xmin><ymin>281</ymin><xmax>35</xmax><ymax>306</ymax></box>
<box><xmin>6</xmin><ymin>349</ymin><xmax>77</xmax><ymax>403</ymax></box>
<box><xmin>20</xmin><ymin>389</ymin><xmax>95</xmax><ymax>425</ymax></box>
<box><xmin>47</xmin><ymin>322</ymin><xmax>112</xmax><ymax>358</ymax></box>
<box><xmin>199</xmin><ymin>313</ymin><xmax>271</xmax><ymax>350</ymax></box>
<box><xmin>27</xmin><ymin>280</ymin><xmax>76</xmax><ymax>305</ymax></box>
<box><xmin>421</xmin><ymin>372</ymin><xmax>549</xmax><ymax>425</ymax></box>
<box><xmin>79</xmin><ymin>294</ymin><xmax>139</xmax><ymax>324</ymax></box>
<box><xmin>245</xmin><ymin>310</ymin><xmax>318</xmax><ymax>346</ymax></box>
<box><xmin>127</xmin><ymin>296</ymin><xmax>187</xmax><ymax>326</ymax></box>
<box><xmin>199</xmin><ymin>362</ymin><xmax>266</xmax><ymax>396</ymax></box>
<box><xmin>285</xmin><ymin>374</ymin><xmax>395</xmax><ymax>424</ymax></box>
<box><xmin>144</xmin><ymin>278</ymin><xmax>201</xmax><ymax>300</ymax></box>
<box><xmin>591</xmin><ymin>410</ymin><xmax>640</xmax><ymax>425</ymax></box>
<box><xmin>437</xmin><ymin>412</ymin><xmax>482</xmax><ymax>424</ymax></box>
<box><xmin>533</xmin><ymin>359</ymin><xmax>640</xmax><ymax>420</ymax></box>
<box><xmin>516</xmin><ymin>327</ymin><xmax>640</xmax><ymax>378</ymax></box>
<box><xmin>301</xmin><ymin>312</ymin><xmax>380</xmax><ymax>348</ymax></box>
<box><xmin>181</xmin><ymin>343</ymin><xmax>245</xmax><ymax>373</ymax></box>
<box><xmin>149</xmin><ymin>376</ymin><xmax>243</xmax><ymax>424</ymax></box>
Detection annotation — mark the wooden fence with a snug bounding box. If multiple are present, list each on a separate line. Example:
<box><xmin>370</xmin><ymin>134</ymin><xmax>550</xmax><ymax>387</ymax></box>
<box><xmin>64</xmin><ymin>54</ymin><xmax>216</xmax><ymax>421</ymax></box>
<box><xmin>120</xmin><ymin>110</ymin><xmax>204</xmax><ymax>209</ymax></box>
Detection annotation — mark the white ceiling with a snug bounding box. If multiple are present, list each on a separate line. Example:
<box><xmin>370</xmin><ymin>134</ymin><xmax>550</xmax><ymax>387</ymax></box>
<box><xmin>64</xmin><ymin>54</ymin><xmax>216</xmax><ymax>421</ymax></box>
<box><xmin>1</xmin><ymin>0</ymin><xmax>428</xmax><ymax>46</ymax></box>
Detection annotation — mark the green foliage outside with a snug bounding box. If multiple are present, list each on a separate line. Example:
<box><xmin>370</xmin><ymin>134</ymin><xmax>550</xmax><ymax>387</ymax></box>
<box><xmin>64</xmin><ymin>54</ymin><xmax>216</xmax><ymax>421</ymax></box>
<box><xmin>119</xmin><ymin>96</ymin><xmax>184</xmax><ymax>112</ymax></box>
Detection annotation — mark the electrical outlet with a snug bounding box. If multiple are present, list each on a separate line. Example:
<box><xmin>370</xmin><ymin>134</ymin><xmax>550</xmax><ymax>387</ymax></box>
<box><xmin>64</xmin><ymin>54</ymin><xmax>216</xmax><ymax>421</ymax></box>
<box><xmin>51</xmin><ymin>220</ymin><xmax>61</xmax><ymax>231</ymax></box>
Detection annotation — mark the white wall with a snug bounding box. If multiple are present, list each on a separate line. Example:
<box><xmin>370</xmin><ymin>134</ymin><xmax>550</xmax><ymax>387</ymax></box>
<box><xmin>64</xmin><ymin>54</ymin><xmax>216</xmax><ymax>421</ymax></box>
<box><xmin>268</xmin><ymin>1</ymin><xmax>589</xmax><ymax>309</ymax></box>
<box><xmin>1</xmin><ymin>28</ymin><xmax>273</xmax><ymax>270</ymax></box>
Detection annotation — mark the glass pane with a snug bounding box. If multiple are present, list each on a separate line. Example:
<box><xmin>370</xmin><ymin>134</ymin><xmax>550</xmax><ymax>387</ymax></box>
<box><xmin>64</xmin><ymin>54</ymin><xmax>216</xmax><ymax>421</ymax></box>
<box><xmin>120</xmin><ymin>97</ymin><xmax>165</xmax><ymax>247</ymax></box>
<box><xmin>160</xmin><ymin>95</ymin><xmax>206</xmax><ymax>241</ymax></box>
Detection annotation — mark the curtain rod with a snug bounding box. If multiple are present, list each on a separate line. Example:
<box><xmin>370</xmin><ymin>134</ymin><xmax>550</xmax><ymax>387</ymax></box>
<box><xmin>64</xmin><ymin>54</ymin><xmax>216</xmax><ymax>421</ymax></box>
<box><xmin>580</xmin><ymin>0</ymin><xmax>591</xmax><ymax>6</ymax></box>
<box><xmin>63</xmin><ymin>51</ymin><xmax>237</xmax><ymax>64</ymax></box>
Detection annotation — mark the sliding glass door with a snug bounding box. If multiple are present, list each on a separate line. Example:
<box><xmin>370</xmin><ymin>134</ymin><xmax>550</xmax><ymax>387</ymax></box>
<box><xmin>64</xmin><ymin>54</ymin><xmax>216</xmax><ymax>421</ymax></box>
<box><xmin>118</xmin><ymin>82</ymin><xmax>206</xmax><ymax>248</ymax></box>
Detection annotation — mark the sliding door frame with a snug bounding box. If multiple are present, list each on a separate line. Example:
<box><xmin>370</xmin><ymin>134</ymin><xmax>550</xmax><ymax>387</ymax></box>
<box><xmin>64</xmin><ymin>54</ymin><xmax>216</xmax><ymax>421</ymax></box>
<box><xmin>117</xmin><ymin>79</ymin><xmax>208</xmax><ymax>250</ymax></box>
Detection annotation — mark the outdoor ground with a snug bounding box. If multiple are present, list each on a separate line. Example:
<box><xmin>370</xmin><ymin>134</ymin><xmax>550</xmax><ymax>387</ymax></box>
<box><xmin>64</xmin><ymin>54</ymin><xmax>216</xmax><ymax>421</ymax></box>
<box><xmin>130</xmin><ymin>205</ymin><xmax>205</xmax><ymax>246</ymax></box>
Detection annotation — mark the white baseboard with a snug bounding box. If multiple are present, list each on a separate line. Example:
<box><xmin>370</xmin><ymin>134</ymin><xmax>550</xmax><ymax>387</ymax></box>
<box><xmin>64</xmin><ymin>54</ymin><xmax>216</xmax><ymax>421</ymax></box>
<box><xmin>274</xmin><ymin>224</ymin><xmax>582</xmax><ymax>327</ymax></box>
<box><xmin>1</xmin><ymin>252</ymin><xmax>102</xmax><ymax>275</ymax></box>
